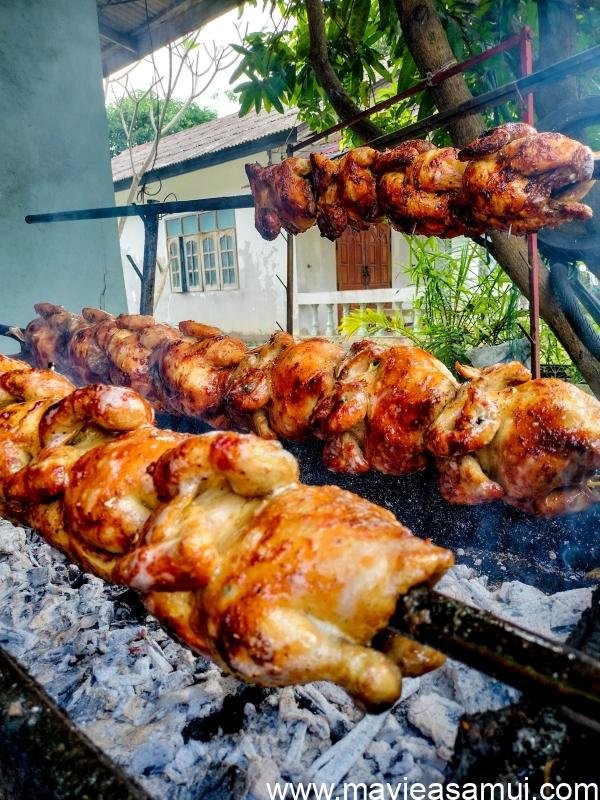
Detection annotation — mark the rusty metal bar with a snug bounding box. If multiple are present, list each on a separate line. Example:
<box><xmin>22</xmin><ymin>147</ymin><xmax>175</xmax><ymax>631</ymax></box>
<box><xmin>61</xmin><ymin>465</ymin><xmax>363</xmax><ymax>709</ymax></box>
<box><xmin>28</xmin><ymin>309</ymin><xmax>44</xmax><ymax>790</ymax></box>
<box><xmin>25</xmin><ymin>196</ymin><xmax>255</xmax><ymax>225</ymax></box>
<box><xmin>388</xmin><ymin>586</ymin><xmax>600</xmax><ymax>722</ymax></box>
<box><xmin>140</xmin><ymin>214</ymin><xmax>159</xmax><ymax>316</ymax></box>
<box><xmin>520</xmin><ymin>29</ymin><xmax>541</xmax><ymax>379</ymax></box>
<box><xmin>286</xmin><ymin>144</ymin><xmax>295</xmax><ymax>334</ymax></box>
<box><xmin>290</xmin><ymin>31</ymin><xmax>528</xmax><ymax>153</ymax></box>
<box><xmin>356</xmin><ymin>44</ymin><xmax>600</xmax><ymax>151</ymax></box>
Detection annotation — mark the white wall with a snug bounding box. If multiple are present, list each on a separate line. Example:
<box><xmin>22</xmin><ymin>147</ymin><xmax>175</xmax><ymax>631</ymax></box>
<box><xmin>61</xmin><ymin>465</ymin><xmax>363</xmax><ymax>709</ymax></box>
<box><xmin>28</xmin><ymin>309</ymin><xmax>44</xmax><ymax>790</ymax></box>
<box><xmin>0</xmin><ymin>0</ymin><xmax>126</xmax><ymax>352</ymax></box>
<box><xmin>116</xmin><ymin>150</ymin><xmax>414</xmax><ymax>340</ymax></box>
<box><xmin>116</xmin><ymin>151</ymin><xmax>289</xmax><ymax>338</ymax></box>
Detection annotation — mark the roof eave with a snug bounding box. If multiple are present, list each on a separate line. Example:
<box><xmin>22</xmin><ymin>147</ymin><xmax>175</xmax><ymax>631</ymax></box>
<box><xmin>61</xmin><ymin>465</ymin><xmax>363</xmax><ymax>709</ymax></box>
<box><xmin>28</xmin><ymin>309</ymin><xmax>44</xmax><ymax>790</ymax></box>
<box><xmin>113</xmin><ymin>127</ymin><xmax>296</xmax><ymax>192</ymax></box>
<box><xmin>100</xmin><ymin>0</ymin><xmax>243</xmax><ymax>77</ymax></box>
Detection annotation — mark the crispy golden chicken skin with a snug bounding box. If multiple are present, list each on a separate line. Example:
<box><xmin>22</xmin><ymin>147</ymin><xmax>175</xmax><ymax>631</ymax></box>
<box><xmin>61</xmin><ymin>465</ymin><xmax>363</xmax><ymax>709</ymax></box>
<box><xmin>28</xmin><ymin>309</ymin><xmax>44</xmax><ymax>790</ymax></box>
<box><xmin>5</xmin><ymin>384</ymin><xmax>183</xmax><ymax>577</ymax></box>
<box><xmin>459</xmin><ymin>124</ymin><xmax>594</xmax><ymax>234</ymax></box>
<box><xmin>312</xmin><ymin>342</ymin><xmax>458</xmax><ymax>475</ymax></box>
<box><xmin>267</xmin><ymin>338</ymin><xmax>344</xmax><ymax>439</ymax></box>
<box><xmin>245</xmin><ymin>158</ymin><xmax>316</xmax><ymax>240</ymax></box>
<box><xmin>223</xmin><ymin>331</ymin><xmax>295</xmax><ymax>438</ymax></box>
<box><xmin>338</xmin><ymin>146</ymin><xmax>383</xmax><ymax>230</ymax></box>
<box><xmin>24</xmin><ymin>303</ymin><xmax>84</xmax><ymax>371</ymax></box>
<box><xmin>67</xmin><ymin>308</ymin><xmax>115</xmax><ymax>383</ymax></box>
<box><xmin>426</xmin><ymin>362</ymin><xmax>600</xmax><ymax>516</ymax></box>
<box><xmin>150</xmin><ymin>324</ymin><xmax>247</xmax><ymax>422</ymax></box>
<box><xmin>0</xmin><ymin>372</ymin><xmax>453</xmax><ymax>708</ymax></box>
<box><xmin>246</xmin><ymin>124</ymin><xmax>594</xmax><ymax>240</ymax></box>
<box><xmin>376</xmin><ymin>142</ymin><xmax>473</xmax><ymax>237</ymax></box>
<box><xmin>20</xmin><ymin>303</ymin><xmax>600</xmax><ymax>518</ymax></box>
<box><xmin>114</xmin><ymin>434</ymin><xmax>452</xmax><ymax>710</ymax></box>
<box><xmin>0</xmin><ymin>360</ymin><xmax>74</xmax><ymax>508</ymax></box>
<box><xmin>310</xmin><ymin>152</ymin><xmax>348</xmax><ymax>240</ymax></box>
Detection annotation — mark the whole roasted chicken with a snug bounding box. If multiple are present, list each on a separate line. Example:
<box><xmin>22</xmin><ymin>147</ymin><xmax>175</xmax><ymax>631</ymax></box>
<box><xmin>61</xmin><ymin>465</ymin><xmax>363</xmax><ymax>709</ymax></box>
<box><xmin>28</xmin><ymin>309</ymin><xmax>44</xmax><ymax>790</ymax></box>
<box><xmin>458</xmin><ymin>123</ymin><xmax>595</xmax><ymax>234</ymax></box>
<box><xmin>245</xmin><ymin>158</ymin><xmax>316</xmax><ymax>240</ymax></box>
<box><xmin>426</xmin><ymin>362</ymin><xmax>600</xmax><ymax>516</ymax></box>
<box><xmin>311</xmin><ymin>340</ymin><xmax>458</xmax><ymax>474</ymax></box>
<box><xmin>17</xmin><ymin>304</ymin><xmax>600</xmax><ymax>517</ymax></box>
<box><xmin>0</xmin><ymin>357</ymin><xmax>454</xmax><ymax>708</ymax></box>
<box><xmin>246</xmin><ymin>123</ymin><xmax>595</xmax><ymax>240</ymax></box>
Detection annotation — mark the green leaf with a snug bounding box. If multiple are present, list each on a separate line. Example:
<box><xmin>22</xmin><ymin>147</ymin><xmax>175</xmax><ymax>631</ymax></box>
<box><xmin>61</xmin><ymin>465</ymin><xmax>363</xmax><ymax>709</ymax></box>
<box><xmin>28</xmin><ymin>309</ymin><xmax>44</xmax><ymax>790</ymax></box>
<box><xmin>238</xmin><ymin>86</ymin><xmax>256</xmax><ymax>117</ymax></box>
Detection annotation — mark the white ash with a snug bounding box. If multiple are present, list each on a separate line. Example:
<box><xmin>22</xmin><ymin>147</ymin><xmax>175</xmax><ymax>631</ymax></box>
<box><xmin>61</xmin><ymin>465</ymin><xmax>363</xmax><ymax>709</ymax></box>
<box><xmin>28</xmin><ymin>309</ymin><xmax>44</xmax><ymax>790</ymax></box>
<box><xmin>0</xmin><ymin>518</ymin><xmax>592</xmax><ymax>799</ymax></box>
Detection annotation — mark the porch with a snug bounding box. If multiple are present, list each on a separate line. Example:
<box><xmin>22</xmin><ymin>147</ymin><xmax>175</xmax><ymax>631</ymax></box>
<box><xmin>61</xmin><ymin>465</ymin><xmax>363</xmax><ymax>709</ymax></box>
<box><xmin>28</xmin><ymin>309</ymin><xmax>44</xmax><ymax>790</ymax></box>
<box><xmin>295</xmin><ymin>286</ymin><xmax>416</xmax><ymax>337</ymax></box>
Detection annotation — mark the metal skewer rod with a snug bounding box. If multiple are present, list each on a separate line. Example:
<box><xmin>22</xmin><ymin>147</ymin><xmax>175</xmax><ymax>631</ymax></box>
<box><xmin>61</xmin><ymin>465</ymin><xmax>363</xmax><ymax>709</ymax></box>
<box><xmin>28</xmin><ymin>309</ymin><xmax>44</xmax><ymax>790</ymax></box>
<box><xmin>388</xmin><ymin>585</ymin><xmax>600</xmax><ymax>721</ymax></box>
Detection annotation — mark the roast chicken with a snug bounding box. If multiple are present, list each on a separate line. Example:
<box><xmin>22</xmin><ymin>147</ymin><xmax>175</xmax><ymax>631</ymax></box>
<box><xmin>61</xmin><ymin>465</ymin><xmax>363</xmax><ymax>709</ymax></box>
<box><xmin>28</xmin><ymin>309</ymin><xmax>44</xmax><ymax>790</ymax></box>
<box><xmin>375</xmin><ymin>140</ymin><xmax>475</xmax><ymax>238</ymax></box>
<box><xmin>17</xmin><ymin>304</ymin><xmax>600</xmax><ymax>517</ymax></box>
<box><xmin>0</xmin><ymin>356</ymin><xmax>453</xmax><ymax>708</ymax></box>
<box><xmin>245</xmin><ymin>157</ymin><xmax>316</xmax><ymax>240</ymax></box>
<box><xmin>426</xmin><ymin>362</ymin><xmax>600</xmax><ymax>515</ymax></box>
<box><xmin>458</xmin><ymin>123</ymin><xmax>595</xmax><ymax>234</ymax></box>
<box><xmin>311</xmin><ymin>340</ymin><xmax>458</xmax><ymax>474</ymax></box>
<box><xmin>246</xmin><ymin>123</ymin><xmax>594</xmax><ymax>241</ymax></box>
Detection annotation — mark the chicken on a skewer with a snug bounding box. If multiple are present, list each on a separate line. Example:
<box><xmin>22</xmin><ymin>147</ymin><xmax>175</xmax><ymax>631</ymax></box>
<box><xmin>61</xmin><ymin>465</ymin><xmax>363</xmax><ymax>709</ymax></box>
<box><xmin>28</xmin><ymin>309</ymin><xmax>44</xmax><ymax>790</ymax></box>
<box><xmin>311</xmin><ymin>340</ymin><xmax>458</xmax><ymax>474</ymax></box>
<box><xmin>17</xmin><ymin>304</ymin><xmax>600</xmax><ymax>517</ymax></box>
<box><xmin>0</xmin><ymin>367</ymin><xmax>453</xmax><ymax>709</ymax></box>
<box><xmin>426</xmin><ymin>361</ymin><xmax>600</xmax><ymax>516</ymax></box>
<box><xmin>246</xmin><ymin>123</ymin><xmax>595</xmax><ymax>241</ymax></box>
<box><xmin>458</xmin><ymin>123</ymin><xmax>595</xmax><ymax>234</ymax></box>
<box><xmin>375</xmin><ymin>140</ymin><xmax>477</xmax><ymax>237</ymax></box>
<box><xmin>245</xmin><ymin>157</ymin><xmax>316</xmax><ymax>241</ymax></box>
<box><xmin>0</xmin><ymin>356</ymin><xmax>74</xmax><ymax>511</ymax></box>
<box><xmin>150</xmin><ymin>319</ymin><xmax>248</xmax><ymax>424</ymax></box>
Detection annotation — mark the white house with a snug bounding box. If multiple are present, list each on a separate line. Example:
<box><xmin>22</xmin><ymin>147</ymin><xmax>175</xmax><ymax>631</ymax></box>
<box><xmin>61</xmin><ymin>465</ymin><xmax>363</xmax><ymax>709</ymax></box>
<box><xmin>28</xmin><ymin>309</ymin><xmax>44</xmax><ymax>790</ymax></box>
<box><xmin>113</xmin><ymin>109</ymin><xmax>415</xmax><ymax>339</ymax></box>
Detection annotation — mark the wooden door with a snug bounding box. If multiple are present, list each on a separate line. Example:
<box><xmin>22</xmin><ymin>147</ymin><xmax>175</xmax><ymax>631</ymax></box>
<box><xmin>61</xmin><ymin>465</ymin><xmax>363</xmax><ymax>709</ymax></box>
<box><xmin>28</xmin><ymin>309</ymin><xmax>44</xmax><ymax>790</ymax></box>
<box><xmin>336</xmin><ymin>223</ymin><xmax>391</xmax><ymax>290</ymax></box>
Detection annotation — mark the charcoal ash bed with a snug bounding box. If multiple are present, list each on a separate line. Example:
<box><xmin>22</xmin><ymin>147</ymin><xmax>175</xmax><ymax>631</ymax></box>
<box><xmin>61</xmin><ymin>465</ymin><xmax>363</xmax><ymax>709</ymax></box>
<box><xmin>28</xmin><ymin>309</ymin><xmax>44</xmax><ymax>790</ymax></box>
<box><xmin>0</xmin><ymin>517</ymin><xmax>594</xmax><ymax>800</ymax></box>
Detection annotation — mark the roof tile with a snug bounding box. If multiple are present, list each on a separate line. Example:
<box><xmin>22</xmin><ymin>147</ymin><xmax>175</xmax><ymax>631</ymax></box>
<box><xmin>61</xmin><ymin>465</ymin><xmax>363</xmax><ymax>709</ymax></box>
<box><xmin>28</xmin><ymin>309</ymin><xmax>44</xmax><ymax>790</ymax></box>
<box><xmin>111</xmin><ymin>107</ymin><xmax>298</xmax><ymax>182</ymax></box>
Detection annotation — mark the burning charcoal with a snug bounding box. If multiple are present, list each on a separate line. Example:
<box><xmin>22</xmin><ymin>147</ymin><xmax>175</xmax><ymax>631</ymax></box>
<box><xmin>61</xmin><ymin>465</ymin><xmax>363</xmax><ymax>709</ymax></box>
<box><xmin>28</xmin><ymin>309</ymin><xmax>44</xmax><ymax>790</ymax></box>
<box><xmin>308</xmin><ymin>712</ymin><xmax>389</xmax><ymax>787</ymax></box>
<box><xmin>549</xmin><ymin>588</ymin><xmax>593</xmax><ymax>634</ymax></box>
<box><xmin>192</xmin><ymin>763</ymin><xmax>247</xmax><ymax>800</ymax></box>
<box><xmin>183</xmin><ymin>685</ymin><xmax>271</xmax><ymax>742</ymax></box>
<box><xmin>1</xmin><ymin>512</ymin><xmax>598</xmax><ymax>798</ymax></box>
<box><xmin>445</xmin><ymin>660</ymin><xmax>517</xmax><ymax>715</ymax></box>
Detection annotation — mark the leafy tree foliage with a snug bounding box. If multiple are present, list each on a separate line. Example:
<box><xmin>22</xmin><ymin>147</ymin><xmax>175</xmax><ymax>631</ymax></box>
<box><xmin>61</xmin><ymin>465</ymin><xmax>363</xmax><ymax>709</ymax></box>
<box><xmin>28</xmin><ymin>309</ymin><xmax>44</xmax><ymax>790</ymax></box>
<box><xmin>232</xmin><ymin>0</ymin><xmax>599</xmax><ymax>144</ymax></box>
<box><xmin>106</xmin><ymin>92</ymin><xmax>217</xmax><ymax>157</ymax></box>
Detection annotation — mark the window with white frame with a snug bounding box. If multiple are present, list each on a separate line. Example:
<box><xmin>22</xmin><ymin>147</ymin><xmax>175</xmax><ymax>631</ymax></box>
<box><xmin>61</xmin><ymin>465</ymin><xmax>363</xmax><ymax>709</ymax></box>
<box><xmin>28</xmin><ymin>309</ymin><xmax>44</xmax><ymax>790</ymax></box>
<box><xmin>165</xmin><ymin>210</ymin><xmax>239</xmax><ymax>293</ymax></box>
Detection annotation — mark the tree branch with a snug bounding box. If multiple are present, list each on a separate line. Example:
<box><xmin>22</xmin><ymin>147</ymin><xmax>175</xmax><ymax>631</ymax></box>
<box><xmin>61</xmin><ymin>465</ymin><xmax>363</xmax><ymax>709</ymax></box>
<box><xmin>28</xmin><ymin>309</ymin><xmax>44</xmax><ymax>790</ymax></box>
<box><xmin>394</xmin><ymin>0</ymin><xmax>600</xmax><ymax>395</ymax></box>
<box><xmin>304</xmin><ymin>0</ymin><xmax>384</xmax><ymax>142</ymax></box>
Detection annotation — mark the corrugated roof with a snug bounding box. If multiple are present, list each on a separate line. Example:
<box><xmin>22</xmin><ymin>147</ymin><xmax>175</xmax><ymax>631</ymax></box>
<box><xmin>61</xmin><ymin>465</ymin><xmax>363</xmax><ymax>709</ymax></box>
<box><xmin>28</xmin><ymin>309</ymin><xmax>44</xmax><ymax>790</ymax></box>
<box><xmin>111</xmin><ymin>107</ymin><xmax>299</xmax><ymax>183</ymax></box>
<box><xmin>98</xmin><ymin>0</ymin><xmax>242</xmax><ymax>76</ymax></box>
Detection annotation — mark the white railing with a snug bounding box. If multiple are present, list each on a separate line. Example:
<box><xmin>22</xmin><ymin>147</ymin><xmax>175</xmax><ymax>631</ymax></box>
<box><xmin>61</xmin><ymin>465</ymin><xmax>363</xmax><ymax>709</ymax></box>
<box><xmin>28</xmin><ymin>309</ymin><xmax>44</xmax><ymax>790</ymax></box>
<box><xmin>296</xmin><ymin>287</ymin><xmax>416</xmax><ymax>337</ymax></box>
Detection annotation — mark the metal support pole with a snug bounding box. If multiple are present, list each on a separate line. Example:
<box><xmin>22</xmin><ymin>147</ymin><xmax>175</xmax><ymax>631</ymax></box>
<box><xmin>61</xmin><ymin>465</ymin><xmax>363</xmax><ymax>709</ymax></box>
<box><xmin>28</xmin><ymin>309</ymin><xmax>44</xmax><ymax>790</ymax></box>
<box><xmin>286</xmin><ymin>232</ymin><xmax>294</xmax><ymax>335</ymax></box>
<box><xmin>286</xmin><ymin>145</ymin><xmax>295</xmax><ymax>335</ymax></box>
<box><xmin>140</xmin><ymin>214</ymin><xmax>159</xmax><ymax>315</ymax></box>
<box><xmin>520</xmin><ymin>28</ymin><xmax>541</xmax><ymax>379</ymax></box>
